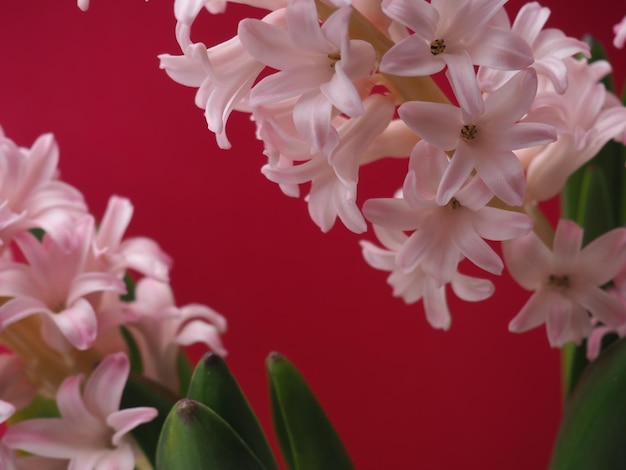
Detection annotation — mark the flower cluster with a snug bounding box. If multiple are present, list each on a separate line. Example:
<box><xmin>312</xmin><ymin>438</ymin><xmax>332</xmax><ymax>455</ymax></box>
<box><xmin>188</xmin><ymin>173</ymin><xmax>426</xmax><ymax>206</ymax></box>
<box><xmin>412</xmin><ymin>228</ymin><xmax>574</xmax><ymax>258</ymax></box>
<box><xmin>160</xmin><ymin>0</ymin><xmax>626</xmax><ymax>348</ymax></box>
<box><xmin>0</xmin><ymin>130</ymin><xmax>227</xmax><ymax>469</ymax></box>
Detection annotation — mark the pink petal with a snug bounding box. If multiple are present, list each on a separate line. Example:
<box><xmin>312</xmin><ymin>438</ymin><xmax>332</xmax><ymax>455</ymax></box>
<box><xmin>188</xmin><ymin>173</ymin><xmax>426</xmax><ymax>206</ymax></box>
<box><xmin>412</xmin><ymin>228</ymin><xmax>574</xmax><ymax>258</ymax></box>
<box><xmin>578</xmin><ymin>227</ymin><xmax>626</xmax><ymax>285</ymax></box>
<box><xmin>545</xmin><ymin>297</ymin><xmax>590</xmax><ymax>347</ymax></box>
<box><xmin>474</xmin><ymin>150</ymin><xmax>525</xmax><ymax>206</ymax></box>
<box><xmin>451</xmin><ymin>273</ymin><xmax>494</xmax><ymax>302</ymax></box>
<box><xmin>552</xmin><ymin>219</ymin><xmax>583</xmax><ymax>270</ymax></box>
<box><xmin>83</xmin><ymin>353</ymin><xmax>129</xmax><ymax>418</ymax></box>
<box><xmin>509</xmin><ymin>289</ymin><xmax>554</xmax><ymax>333</ymax></box>
<box><xmin>572</xmin><ymin>286</ymin><xmax>626</xmax><ymax>329</ymax></box>
<box><xmin>452</xmin><ymin>227</ymin><xmax>503</xmax><ymax>275</ymax></box>
<box><xmin>502</xmin><ymin>232</ymin><xmax>552</xmax><ymax>290</ymax></box>
<box><xmin>469</xmin><ymin>27</ymin><xmax>533</xmax><ymax>70</ymax></box>
<box><xmin>50</xmin><ymin>299</ymin><xmax>98</xmax><ymax>350</ymax></box>
<box><xmin>68</xmin><ymin>273</ymin><xmax>126</xmax><ymax>306</ymax></box>
<box><xmin>359</xmin><ymin>240</ymin><xmax>396</xmax><ymax>271</ymax></box>
<box><xmin>398</xmin><ymin>101</ymin><xmax>462</xmax><ymax>151</ymax></box>
<box><xmin>436</xmin><ymin>144</ymin><xmax>476</xmax><ymax>205</ymax></box>
<box><xmin>423</xmin><ymin>279</ymin><xmax>451</xmax><ymax>330</ymax></box>
<box><xmin>107</xmin><ymin>408</ymin><xmax>158</xmax><ymax>446</ymax></box>
<box><xmin>176</xmin><ymin>320</ymin><xmax>228</xmax><ymax>356</ymax></box>
<box><xmin>444</xmin><ymin>51</ymin><xmax>484</xmax><ymax>117</ymax></box>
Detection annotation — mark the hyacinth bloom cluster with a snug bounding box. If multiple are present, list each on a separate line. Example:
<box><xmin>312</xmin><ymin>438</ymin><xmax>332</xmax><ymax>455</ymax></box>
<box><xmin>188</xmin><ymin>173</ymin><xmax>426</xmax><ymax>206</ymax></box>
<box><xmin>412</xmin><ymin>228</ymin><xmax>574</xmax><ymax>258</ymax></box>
<box><xmin>0</xmin><ymin>129</ymin><xmax>227</xmax><ymax>469</ymax></box>
<box><xmin>159</xmin><ymin>0</ymin><xmax>626</xmax><ymax>349</ymax></box>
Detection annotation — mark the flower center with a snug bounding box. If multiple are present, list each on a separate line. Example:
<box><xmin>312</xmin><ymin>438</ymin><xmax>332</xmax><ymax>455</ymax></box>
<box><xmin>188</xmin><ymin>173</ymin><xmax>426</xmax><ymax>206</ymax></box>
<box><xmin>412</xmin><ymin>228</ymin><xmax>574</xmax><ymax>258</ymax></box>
<box><xmin>430</xmin><ymin>38</ymin><xmax>446</xmax><ymax>55</ymax></box>
<box><xmin>448</xmin><ymin>197</ymin><xmax>462</xmax><ymax>209</ymax></box>
<box><xmin>547</xmin><ymin>274</ymin><xmax>570</xmax><ymax>289</ymax></box>
<box><xmin>328</xmin><ymin>53</ymin><xmax>341</xmax><ymax>68</ymax></box>
<box><xmin>460</xmin><ymin>124</ymin><xmax>478</xmax><ymax>141</ymax></box>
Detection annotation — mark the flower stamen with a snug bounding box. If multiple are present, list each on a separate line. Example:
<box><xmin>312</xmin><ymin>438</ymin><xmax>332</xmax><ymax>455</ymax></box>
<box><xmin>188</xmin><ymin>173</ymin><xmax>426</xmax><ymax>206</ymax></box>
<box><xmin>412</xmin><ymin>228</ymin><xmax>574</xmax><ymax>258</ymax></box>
<box><xmin>460</xmin><ymin>124</ymin><xmax>478</xmax><ymax>141</ymax></box>
<box><xmin>548</xmin><ymin>274</ymin><xmax>570</xmax><ymax>289</ymax></box>
<box><xmin>328</xmin><ymin>53</ymin><xmax>341</xmax><ymax>68</ymax></box>
<box><xmin>430</xmin><ymin>38</ymin><xmax>446</xmax><ymax>55</ymax></box>
<box><xmin>448</xmin><ymin>197</ymin><xmax>462</xmax><ymax>209</ymax></box>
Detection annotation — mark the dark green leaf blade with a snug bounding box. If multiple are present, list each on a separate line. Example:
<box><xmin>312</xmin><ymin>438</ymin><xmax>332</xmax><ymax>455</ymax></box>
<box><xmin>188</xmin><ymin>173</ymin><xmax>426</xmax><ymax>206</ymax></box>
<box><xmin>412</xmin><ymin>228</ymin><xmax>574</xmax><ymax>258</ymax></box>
<box><xmin>186</xmin><ymin>353</ymin><xmax>278</xmax><ymax>470</ymax></box>
<box><xmin>156</xmin><ymin>398</ymin><xmax>266</xmax><ymax>470</ymax></box>
<box><xmin>549</xmin><ymin>337</ymin><xmax>626</xmax><ymax>469</ymax></box>
<box><xmin>121</xmin><ymin>373</ymin><xmax>178</xmax><ymax>467</ymax></box>
<box><xmin>267</xmin><ymin>352</ymin><xmax>354</xmax><ymax>470</ymax></box>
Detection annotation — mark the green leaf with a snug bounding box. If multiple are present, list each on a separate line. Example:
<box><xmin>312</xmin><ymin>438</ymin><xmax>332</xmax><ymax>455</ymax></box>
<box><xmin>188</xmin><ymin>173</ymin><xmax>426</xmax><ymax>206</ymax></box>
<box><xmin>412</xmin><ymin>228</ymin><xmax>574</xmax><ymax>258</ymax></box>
<box><xmin>156</xmin><ymin>398</ymin><xmax>266</xmax><ymax>470</ymax></box>
<box><xmin>267</xmin><ymin>352</ymin><xmax>354</xmax><ymax>470</ymax></box>
<box><xmin>186</xmin><ymin>353</ymin><xmax>278</xmax><ymax>470</ymax></box>
<box><xmin>177</xmin><ymin>349</ymin><xmax>193</xmax><ymax>397</ymax></box>
<box><xmin>120</xmin><ymin>326</ymin><xmax>143</xmax><ymax>374</ymax></box>
<box><xmin>121</xmin><ymin>373</ymin><xmax>178</xmax><ymax>467</ymax></box>
<box><xmin>549</xmin><ymin>337</ymin><xmax>626</xmax><ymax>469</ymax></box>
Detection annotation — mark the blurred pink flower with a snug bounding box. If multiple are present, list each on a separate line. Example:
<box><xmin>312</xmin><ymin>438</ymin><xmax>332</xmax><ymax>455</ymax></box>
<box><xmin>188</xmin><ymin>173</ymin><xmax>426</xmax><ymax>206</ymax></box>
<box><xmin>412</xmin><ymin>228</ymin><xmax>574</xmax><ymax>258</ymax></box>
<box><xmin>613</xmin><ymin>14</ymin><xmax>626</xmax><ymax>49</ymax></box>
<box><xmin>3</xmin><ymin>353</ymin><xmax>156</xmax><ymax>470</ymax></box>
<box><xmin>0</xmin><ymin>132</ymin><xmax>86</xmax><ymax>250</ymax></box>
<box><xmin>0</xmin><ymin>217</ymin><xmax>126</xmax><ymax>351</ymax></box>
<box><xmin>123</xmin><ymin>278</ymin><xmax>227</xmax><ymax>392</ymax></box>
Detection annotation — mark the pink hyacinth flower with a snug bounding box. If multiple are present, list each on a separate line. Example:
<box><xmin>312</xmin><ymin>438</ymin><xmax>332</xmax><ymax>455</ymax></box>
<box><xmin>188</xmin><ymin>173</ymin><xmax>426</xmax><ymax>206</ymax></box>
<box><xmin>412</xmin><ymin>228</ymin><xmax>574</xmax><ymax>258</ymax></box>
<box><xmin>363</xmin><ymin>141</ymin><xmax>532</xmax><ymax>286</ymax></box>
<box><xmin>239</xmin><ymin>0</ymin><xmax>376</xmax><ymax>154</ymax></box>
<box><xmin>380</xmin><ymin>0</ymin><xmax>532</xmax><ymax>115</ymax></box>
<box><xmin>360</xmin><ymin>224</ymin><xmax>494</xmax><ymax>330</ymax></box>
<box><xmin>3</xmin><ymin>353</ymin><xmax>157</xmax><ymax>469</ymax></box>
<box><xmin>503</xmin><ymin>219</ymin><xmax>626</xmax><ymax>347</ymax></box>
<box><xmin>398</xmin><ymin>68</ymin><xmax>556</xmax><ymax>206</ymax></box>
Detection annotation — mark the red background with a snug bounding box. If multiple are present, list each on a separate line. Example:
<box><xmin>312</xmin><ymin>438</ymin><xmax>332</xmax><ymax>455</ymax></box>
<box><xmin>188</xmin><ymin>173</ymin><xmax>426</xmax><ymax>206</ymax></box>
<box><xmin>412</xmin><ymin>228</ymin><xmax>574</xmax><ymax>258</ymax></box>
<box><xmin>0</xmin><ymin>1</ymin><xmax>623</xmax><ymax>469</ymax></box>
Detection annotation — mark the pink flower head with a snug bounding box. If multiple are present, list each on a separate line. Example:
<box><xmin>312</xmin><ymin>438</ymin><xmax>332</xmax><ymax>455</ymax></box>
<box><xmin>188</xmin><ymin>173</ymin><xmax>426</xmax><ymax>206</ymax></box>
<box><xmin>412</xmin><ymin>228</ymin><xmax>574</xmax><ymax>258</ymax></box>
<box><xmin>363</xmin><ymin>141</ymin><xmax>532</xmax><ymax>286</ymax></box>
<box><xmin>0</xmin><ymin>216</ymin><xmax>126</xmax><ymax>351</ymax></box>
<box><xmin>380</xmin><ymin>0</ymin><xmax>533</xmax><ymax>115</ymax></box>
<box><xmin>3</xmin><ymin>353</ymin><xmax>157</xmax><ymax>469</ymax></box>
<box><xmin>0</xmin><ymin>132</ymin><xmax>86</xmax><ymax>250</ymax></box>
<box><xmin>360</xmin><ymin>224</ymin><xmax>494</xmax><ymax>330</ymax></box>
<box><xmin>239</xmin><ymin>0</ymin><xmax>376</xmax><ymax>154</ymax></box>
<box><xmin>503</xmin><ymin>219</ymin><xmax>626</xmax><ymax>347</ymax></box>
<box><xmin>398</xmin><ymin>68</ymin><xmax>556</xmax><ymax>206</ymax></box>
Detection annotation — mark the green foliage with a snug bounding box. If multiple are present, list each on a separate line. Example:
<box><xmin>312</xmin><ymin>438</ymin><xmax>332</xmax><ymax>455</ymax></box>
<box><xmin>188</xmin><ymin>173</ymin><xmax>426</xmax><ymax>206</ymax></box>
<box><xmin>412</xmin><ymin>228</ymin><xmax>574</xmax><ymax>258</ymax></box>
<box><xmin>267</xmin><ymin>352</ymin><xmax>355</xmax><ymax>470</ymax></box>
<box><xmin>186</xmin><ymin>353</ymin><xmax>278</xmax><ymax>470</ymax></box>
<box><xmin>152</xmin><ymin>352</ymin><xmax>353</xmax><ymax>470</ymax></box>
<box><xmin>550</xmin><ymin>338</ymin><xmax>626</xmax><ymax>469</ymax></box>
<box><xmin>156</xmin><ymin>398</ymin><xmax>266</xmax><ymax>470</ymax></box>
<box><xmin>121</xmin><ymin>373</ymin><xmax>178</xmax><ymax>468</ymax></box>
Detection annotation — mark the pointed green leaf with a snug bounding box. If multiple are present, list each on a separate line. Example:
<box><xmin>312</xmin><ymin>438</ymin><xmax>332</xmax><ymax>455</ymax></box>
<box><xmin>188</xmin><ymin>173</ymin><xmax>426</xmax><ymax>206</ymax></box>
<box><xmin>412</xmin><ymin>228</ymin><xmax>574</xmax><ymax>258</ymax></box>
<box><xmin>186</xmin><ymin>353</ymin><xmax>278</xmax><ymax>470</ymax></box>
<box><xmin>156</xmin><ymin>398</ymin><xmax>266</xmax><ymax>470</ymax></box>
<box><xmin>267</xmin><ymin>352</ymin><xmax>354</xmax><ymax>470</ymax></box>
<box><xmin>550</xmin><ymin>337</ymin><xmax>626</xmax><ymax>469</ymax></box>
<box><xmin>121</xmin><ymin>373</ymin><xmax>178</xmax><ymax>467</ymax></box>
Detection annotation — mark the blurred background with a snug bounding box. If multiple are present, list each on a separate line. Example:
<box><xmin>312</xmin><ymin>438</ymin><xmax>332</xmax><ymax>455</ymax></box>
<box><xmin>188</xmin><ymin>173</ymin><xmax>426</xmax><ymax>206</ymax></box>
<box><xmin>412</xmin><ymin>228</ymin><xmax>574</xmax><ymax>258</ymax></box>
<box><xmin>0</xmin><ymin>1</ymin><xmax>623</xmax><ymax>468</ymax></box>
